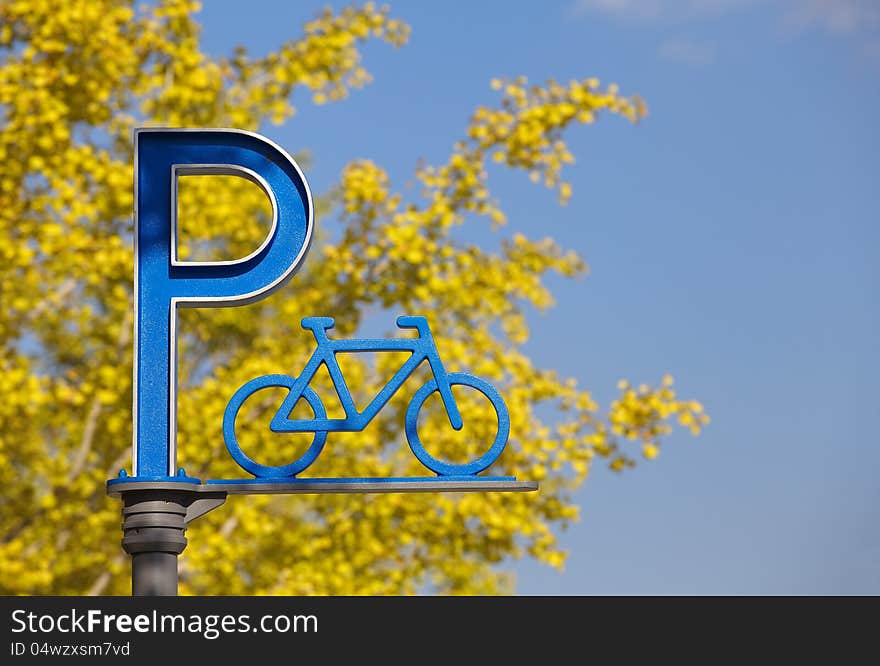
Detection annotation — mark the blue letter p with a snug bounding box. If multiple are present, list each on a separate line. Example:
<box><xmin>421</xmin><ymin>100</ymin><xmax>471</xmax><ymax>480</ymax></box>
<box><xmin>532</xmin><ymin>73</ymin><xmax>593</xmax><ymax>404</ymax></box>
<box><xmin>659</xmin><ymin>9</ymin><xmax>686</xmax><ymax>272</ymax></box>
<box><xmin>133</xmin><ymin>129</ymin><xmax>313</xmax><ymax>478</ymax></box>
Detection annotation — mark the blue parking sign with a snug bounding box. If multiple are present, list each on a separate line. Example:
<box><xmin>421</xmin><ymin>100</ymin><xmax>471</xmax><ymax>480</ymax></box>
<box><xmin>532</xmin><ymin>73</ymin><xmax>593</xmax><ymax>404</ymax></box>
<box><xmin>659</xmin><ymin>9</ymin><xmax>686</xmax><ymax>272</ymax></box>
<box><xmin>132</xmin><ymin>129</ymin><xmax>313</xmax><ymax>479</ymax></box>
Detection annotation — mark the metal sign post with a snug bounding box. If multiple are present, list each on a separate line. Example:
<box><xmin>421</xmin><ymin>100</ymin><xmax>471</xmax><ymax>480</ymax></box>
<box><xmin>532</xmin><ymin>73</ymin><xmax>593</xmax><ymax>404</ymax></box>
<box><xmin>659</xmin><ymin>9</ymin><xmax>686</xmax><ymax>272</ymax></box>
<box><xmin>107</xmin><ymin>129</ymin><xmax>536</xmax><ymax>596</ymax></box>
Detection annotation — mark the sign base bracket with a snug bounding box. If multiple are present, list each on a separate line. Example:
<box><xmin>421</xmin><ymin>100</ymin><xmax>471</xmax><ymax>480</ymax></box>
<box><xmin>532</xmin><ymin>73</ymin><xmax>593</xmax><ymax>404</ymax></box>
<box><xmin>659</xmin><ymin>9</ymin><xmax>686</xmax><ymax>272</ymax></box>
<box><xmin>108</xmin><ymin>476</ymin><xmax>537</xmax><ymax>595</ymax></box>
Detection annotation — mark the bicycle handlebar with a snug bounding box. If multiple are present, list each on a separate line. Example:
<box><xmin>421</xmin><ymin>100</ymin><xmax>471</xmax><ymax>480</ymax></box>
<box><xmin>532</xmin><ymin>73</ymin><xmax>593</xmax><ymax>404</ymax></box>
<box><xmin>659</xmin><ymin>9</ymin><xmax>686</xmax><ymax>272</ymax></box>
<box><xmin>396</xmin><ymin>315</ymin><xmax>428</xmax><ymax>332</ymax></box>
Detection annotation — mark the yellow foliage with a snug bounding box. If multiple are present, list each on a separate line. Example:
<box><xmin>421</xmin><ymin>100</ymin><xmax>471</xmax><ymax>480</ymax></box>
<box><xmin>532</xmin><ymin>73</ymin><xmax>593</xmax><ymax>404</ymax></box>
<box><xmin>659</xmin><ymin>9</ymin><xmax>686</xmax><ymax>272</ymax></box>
<box><xmin>0</xmin><ymin>1</ymin><xmax>707</xmax><ymax>595</ymax></box>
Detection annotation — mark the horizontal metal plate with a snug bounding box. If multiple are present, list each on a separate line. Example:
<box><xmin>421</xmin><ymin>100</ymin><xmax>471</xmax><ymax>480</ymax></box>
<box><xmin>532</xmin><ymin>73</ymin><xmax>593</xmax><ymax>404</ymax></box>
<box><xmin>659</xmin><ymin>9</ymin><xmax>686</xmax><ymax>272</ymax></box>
<box><xmin>210</xmin><ymin>478</ymin><xmax>538</xmax><ymax>495</ymax></box>
<box><xmin>108</xmin><ymin>478</ymin><xmax>538</xmax><ymax>497</ymax></box>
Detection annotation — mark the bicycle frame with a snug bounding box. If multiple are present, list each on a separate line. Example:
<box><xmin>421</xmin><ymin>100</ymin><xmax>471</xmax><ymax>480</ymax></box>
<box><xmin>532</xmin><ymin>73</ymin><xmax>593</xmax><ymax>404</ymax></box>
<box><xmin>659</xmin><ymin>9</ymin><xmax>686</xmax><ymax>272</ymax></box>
<box><xmin>270</xmin><ymin>318</ymin><xmax>463</xmax><ymax>433</ymax></box>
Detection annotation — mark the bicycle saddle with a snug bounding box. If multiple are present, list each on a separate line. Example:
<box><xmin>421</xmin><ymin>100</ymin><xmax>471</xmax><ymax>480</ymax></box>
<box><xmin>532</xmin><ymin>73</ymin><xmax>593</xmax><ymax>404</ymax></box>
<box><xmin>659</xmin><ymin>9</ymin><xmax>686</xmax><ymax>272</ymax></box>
<box><xmin>301</xmin><ymin>316</ymin><xmax>335</xmax><ymax>331</ymax></box>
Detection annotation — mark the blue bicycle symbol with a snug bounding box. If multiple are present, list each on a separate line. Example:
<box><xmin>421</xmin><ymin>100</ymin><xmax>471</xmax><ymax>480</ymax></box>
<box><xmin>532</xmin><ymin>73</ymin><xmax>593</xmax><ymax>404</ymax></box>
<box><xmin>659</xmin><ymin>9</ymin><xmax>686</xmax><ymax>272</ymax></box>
<box><xmin>223</xmin><ymin>315</ymin><xmax>511</xmax><ymax>478</ymax></box>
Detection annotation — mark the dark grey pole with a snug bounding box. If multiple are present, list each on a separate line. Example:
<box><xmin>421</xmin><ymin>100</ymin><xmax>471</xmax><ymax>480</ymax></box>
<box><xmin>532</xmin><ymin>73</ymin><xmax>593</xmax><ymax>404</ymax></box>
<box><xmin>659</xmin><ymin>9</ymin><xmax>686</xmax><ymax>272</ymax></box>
<box><xmin>121</xmin><ymin>489</ymin><xmax>188</xmax><ymax>596</ymax></box>
<box><xmin>112</xmin><ymin>482</ymin><xmax>227</xmax><ymax>596</ymax></box>
<box><xmin>131</xmin><ymin>552</ymin><xmax>179</xmax><ymax>596</ymax></box>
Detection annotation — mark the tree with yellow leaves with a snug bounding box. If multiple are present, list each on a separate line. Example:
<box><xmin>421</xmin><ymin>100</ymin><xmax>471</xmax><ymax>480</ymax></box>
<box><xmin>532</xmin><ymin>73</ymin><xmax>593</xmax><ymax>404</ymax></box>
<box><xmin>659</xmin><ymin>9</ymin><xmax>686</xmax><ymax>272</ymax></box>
<box><xmin>0</xmin><ymin>0</ymin><xmax>709</xmax><ymax>594</ymax></box>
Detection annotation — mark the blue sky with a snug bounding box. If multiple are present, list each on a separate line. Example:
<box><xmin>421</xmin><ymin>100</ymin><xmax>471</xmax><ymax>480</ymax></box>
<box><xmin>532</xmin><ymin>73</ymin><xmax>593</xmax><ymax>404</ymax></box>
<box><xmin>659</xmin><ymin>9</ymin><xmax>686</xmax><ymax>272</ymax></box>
<box><xmin>197</xmin><ymin>0</ymin><xmax>879</xmax><ymax>594</ymax></box>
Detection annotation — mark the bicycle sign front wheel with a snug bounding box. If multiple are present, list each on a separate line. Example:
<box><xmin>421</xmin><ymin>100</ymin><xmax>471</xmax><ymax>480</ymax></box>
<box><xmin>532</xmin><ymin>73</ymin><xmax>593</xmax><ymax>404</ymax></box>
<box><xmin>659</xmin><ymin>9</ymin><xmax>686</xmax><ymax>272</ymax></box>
<box><xmin>405</xmin><ymin>372</ymin><xmax>510</xmax><ymax>476</ymax></box>
<box><xmin>222</xmin><ymin>373</ymin><xmax>328</xmax><ymax>478</ymax></box>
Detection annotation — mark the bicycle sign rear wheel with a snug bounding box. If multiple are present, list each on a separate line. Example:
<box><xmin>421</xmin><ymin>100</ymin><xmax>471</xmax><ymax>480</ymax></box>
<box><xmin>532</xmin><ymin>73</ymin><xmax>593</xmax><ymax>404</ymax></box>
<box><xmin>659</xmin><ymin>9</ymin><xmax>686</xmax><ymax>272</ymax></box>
<box><xmin>223</xmin><ymin>374</ymin><xmax>328</xmax><ymax>478</ymax></box>
<box><xmin>404</xmin><ymin>372</ymin><xmax>510</xmax><ymax>476</ymax></box>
